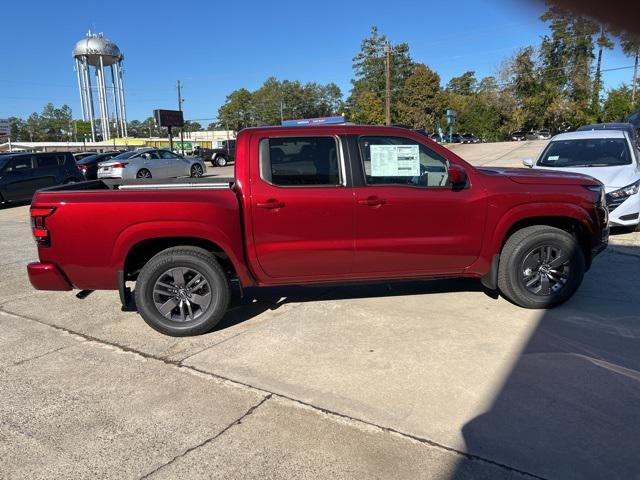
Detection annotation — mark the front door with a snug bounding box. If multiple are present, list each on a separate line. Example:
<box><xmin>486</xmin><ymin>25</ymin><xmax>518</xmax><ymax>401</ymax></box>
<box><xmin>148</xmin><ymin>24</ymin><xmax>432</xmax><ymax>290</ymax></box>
<box><xmin>159</xmin><ymin>150</ymin><xmax>185</xmax><ymax>177</ymax></box>
<box><xmin>352</xmin><ymin>135</ymin><xmax>486</xmax><ymax>275</ymax></box>
<box><xmin>250</xmin><ymin>135</ymin><xmax>354</xmax><ymax>279</ymax></box>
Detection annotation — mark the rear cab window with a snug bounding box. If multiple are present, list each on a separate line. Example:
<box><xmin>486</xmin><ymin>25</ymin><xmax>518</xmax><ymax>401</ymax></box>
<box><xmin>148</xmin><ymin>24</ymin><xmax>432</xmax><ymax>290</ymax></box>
<box><xmin>259</xmin><ymin>136</ymin><xmax>343</xmax><ymax>186</ymax></box>
<box><xmin>358</xmin><ymin>136</ymin><xmax>450</xmax><ymax>188</ymax></box>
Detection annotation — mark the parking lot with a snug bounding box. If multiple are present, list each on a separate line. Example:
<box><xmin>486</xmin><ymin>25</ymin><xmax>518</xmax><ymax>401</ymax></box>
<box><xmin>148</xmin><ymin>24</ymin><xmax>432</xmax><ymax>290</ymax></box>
<box><xmin>1</xmin><ymin>140</ymin><xmax>639</xmax><ymax>479</ymax></box>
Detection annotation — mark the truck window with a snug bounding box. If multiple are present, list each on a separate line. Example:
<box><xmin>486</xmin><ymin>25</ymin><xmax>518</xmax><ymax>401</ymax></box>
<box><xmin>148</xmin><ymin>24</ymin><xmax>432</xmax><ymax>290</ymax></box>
<box><xmin>260</xmin><ymin>136</ymin><xmax>341</xmax><ymax>186</ymax></box>
<box><xmin>358</xmin><ymin>136</ymin><xmax>450</xmax><ymax>188</ymax></box>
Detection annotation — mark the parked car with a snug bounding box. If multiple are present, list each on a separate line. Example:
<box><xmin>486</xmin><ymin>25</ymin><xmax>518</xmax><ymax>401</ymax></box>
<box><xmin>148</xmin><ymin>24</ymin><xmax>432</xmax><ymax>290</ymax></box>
<box><xmin>461</xmin><ymin>133</ymin><xmax>481</xmax><ymax>144</ymax></box>
<box><xmin>194</xmin><ymin>140</ymin><xmax>236</xmax><ymax>167</ymax></box>
<box><xmin>0</xmin><ymin>152</ymin><xmax>82</xmax><ymax>205</ymax></box>
<box><xmin>97</xmin><ymin>148</ymin><xmax>206</xmax><ymax>180</ymax></box>
<box><xmin>577</xmin><ymin>123</ymin><xmax>639</xmax><ymax>149</ymax></box>
<box><xmin>524</xmin><ymin>129</ymin><xmax>639</xmax><ymax>230</ymax></box>
<box><xmin>624</xmin><ymin>110</ymin><xmax>640</xmax><ymax>130</ymax></box>
<box><xmin>538</xmin><ymin>129</ymin><xmax>551</xmax><ymax>140</ymax></box>
<box><xmin>28</xmin><ymin>125</ymin><xmax>608</xmax><ymax>336</ymax></box>
<box><xmin>73</xmin><ymin>152</ymin><xmax>97</xmax><ymax>161</ymax></box>
<box><xmin>511</xmin><ymin>131</ymin><xmax>527</xmax><ymax>141</ymax></box>
<box><xmin>76</xmin><ymin>152</ymin><xmax>119</xmax><ymax>180</ymax></box>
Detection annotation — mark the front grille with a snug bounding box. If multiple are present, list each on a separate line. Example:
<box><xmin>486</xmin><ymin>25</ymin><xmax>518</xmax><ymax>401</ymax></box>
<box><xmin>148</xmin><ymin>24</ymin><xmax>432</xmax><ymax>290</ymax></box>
<box><xmin>605</xmin><ymin>194</ymin><xmax>626</xmax><ymax>212</ymax></box>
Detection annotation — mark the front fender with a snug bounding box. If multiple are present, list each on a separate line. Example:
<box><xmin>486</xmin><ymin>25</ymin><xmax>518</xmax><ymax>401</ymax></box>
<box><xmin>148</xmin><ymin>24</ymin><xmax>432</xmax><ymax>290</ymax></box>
<box><xmin>468</xmin><ymin>202</ymin><xmax>594</xmax><ymax>275</ymax></box>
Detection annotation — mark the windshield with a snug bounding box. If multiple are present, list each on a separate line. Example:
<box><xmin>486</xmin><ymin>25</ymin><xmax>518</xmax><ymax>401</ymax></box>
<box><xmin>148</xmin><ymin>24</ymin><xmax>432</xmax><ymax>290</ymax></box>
<box><xmin>537</xmin><ymin>138</ymin><xmax>631</xmax><ymax>167</ymax></box>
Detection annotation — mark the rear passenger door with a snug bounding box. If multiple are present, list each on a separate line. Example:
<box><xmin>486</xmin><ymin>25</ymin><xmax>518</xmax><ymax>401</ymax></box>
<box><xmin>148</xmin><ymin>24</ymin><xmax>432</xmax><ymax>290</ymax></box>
<box><xmin>34</xmin><ymin>154</ymin><xmax>65</xmax><ymax>188</ymax></box>
<box><xmin>249</xmin><ymin>135</ymin><xmax>355</xmax><ymax>279</ymax></box>
<box><xmin>1</xmin><ymin>155</ymin><xmax>38</xmax><ymax>201</ymax></box>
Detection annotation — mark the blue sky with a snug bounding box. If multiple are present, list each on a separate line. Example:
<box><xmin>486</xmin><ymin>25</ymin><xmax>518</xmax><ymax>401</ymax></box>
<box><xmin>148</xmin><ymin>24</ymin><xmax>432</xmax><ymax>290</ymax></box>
<box><xmin>0</xmin><ymin>0</ymin><xmax>635</xmax><ymax>123</ymax></box>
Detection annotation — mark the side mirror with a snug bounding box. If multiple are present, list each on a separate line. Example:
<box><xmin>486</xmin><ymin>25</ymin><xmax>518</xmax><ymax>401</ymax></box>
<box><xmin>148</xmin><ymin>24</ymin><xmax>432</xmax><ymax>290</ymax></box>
<box><xmin>523</xmin><ymin>158</ymin><xmax>534</xmax><ymax>168</ymax></box>
<box><xmin>448</xmin><ymin>164</ymin><xmax>467</xmax><ymax>187</ymax></box>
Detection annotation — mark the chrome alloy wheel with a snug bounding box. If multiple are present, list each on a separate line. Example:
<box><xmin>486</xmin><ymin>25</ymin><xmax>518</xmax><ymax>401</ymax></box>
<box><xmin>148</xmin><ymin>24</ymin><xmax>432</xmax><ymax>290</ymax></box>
<box><xmin>191</xmin><ymin>164</ymin><xmax>203</xmax><ymax>177</ymax></box>
<box><xmin>152</xmin><ymin>267</ymin><xmax>214</xmax><ymax>322</ymax></box>
<box><xmin>521</xmin><ymin>245</ymin><xmax>570</xmax><ymax>296</ymax></box>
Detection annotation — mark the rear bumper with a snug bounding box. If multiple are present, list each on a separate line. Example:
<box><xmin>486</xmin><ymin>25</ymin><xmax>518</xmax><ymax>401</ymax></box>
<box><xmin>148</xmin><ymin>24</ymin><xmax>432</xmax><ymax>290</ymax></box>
<box><xmin>27</xmin><ymin>262</ymin><xmax>72</xmax><ymax>291</ymax></box>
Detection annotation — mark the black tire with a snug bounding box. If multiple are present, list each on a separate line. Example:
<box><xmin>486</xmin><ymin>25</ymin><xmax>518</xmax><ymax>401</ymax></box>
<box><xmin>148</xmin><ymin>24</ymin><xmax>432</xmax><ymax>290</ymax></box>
<box><xmin>190</xmin><ymin>163</ymin><xmax>203</xmax><ymax>178</ymax></box>
<box><xmin>136</xmin><ymin>169</ymin><xmax>152</xmax><ymax>179</ymax></box>
<box><xmin>498</xmin><ymin>225</ymin><xmax>585</xmax><ymax>309</ymax></box>
<box><xmin>134</xmin><ymin>246</ymin><xmax>230</xmax><ymax>336</ymax></box>
<box><xmin>215</xmin><ymin>155</ymin><xmax>228</xmax><ymax>167</ymax></box>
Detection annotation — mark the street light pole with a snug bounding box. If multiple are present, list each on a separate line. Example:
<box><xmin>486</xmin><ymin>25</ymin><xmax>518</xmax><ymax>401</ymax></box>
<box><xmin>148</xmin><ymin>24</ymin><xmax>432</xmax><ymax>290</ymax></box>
<box><xmin>177</xmin><ymin>80</ymin><xmax>185</xmax><ymax>155</ymax></box>
<box><xmin>384</xmin><ymin>43</ymin><xmax>392</xmax><ymax>126</ymax></box>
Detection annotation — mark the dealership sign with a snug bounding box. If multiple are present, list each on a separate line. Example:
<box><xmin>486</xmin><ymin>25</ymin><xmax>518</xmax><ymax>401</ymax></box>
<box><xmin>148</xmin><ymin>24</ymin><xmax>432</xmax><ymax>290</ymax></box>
<box><xmin>153</xmin><ymin>109</ymin><xmax>184</xmax><ymax>128</ymax></box>
<box><xmin>0</xmin><ymin>118</ymin><xmax>10</xmax><ymax>137</ymax></box>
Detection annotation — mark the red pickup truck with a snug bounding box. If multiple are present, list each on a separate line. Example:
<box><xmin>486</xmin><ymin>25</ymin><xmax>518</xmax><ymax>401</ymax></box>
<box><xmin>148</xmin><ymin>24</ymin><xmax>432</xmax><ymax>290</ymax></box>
<box><xmin>27</xmin><ymin>125</ymin><xmax>609</xmax><ymax>336</ymax></box>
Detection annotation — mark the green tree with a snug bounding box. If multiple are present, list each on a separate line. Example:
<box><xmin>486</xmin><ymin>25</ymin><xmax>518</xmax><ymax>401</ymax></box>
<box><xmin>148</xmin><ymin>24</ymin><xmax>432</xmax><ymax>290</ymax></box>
<box><xmin>217</xmin><ymin>88</ymin><xmax>255</xmax><ymax>129</ymax></box>
<box><xmin>348</xmin><ymin>26</ymin><xmax>414</xmax><ymax>124</ymax></box>
<box><xmin>7</xmin><ymin>117</ymin><xmax>27</xmax><ymax>141</ymax></box>
<box><xmin>602</xmin><ymin>85</ymin><xmax>635</xmax><ymax>122</ymax></box>
<box><xmin>396</xmin><ymin>64</ymin><xmax>443</xmax><ymax>131</ymax></box>
<box><xmin>618</xmin><ymin>32</ymin><xmax>640</xmax><ymax>106</ymax></box>
<box><xmin>446</xmin><ymin>71</ymin><xmax>477</xmax><ymax>96</ymax></box>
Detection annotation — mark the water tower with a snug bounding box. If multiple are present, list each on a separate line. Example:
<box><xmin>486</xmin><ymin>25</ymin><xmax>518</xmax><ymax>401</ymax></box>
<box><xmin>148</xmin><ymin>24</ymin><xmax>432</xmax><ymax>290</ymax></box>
<box><xmin>73</xmin><ymin>31</ymin><xmax>127</xmax><ymax>141</ymax></box>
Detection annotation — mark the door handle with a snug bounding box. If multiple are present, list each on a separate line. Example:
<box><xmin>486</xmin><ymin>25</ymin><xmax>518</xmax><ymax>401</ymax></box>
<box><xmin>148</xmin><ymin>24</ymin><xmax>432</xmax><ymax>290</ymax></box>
<box><xmin>357</xmin><ymin>196</ymin><xmax>386</xmax><ymax>207</ymax></box>
<box><xmin>256</xmin><ymin>199</ymin><xmax>285</xmax><ymax>209</ymax></box>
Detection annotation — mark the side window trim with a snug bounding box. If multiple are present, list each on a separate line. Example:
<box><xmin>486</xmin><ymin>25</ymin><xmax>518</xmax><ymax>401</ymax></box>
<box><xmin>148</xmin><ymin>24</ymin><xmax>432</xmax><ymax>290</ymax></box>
<box><xmin>258</xmin><ymin>135</ymin><xmax>347</xmax><ymax>188</ymax></box>
<box><xmin>357</xmin><ymin>135</ymin><xmax>450</xmax><ymax>189</ymax></box>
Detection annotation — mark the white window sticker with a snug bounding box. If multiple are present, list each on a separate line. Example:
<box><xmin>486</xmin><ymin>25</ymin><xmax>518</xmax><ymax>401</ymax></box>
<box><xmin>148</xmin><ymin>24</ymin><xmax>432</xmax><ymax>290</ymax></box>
<box><xmin>547</xmin><ymin>155</ymin><xmax>560</xmax><ymax>161</ymax></box>
<box><xmin>370</xmin><ymin>145</ymin><xmax>420</xmax><ymax>176</ymax></box>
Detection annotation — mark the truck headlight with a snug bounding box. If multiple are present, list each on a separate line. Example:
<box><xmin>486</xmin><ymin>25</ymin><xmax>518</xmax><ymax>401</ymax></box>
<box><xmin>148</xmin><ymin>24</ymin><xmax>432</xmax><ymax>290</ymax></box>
<box><xmin>608</xmin><ymin>180</ymin><xmax>640</xmax><ymax>199</ymax></box>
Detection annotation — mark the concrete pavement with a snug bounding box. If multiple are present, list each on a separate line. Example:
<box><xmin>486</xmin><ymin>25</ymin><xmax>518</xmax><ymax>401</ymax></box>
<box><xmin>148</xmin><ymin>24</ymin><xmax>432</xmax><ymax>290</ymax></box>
<box><xmin>1</xmin><ymin>145</ymin><xmax>639</xmax><ymax>479</ymax></box>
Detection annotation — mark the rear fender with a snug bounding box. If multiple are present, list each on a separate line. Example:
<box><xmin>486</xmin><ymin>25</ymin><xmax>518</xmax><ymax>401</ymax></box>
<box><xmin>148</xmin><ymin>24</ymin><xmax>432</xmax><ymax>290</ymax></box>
<box><xmin>110</xmin><ymin>220</ymin><xmax>254</xmax><ymax>286</ymax></box>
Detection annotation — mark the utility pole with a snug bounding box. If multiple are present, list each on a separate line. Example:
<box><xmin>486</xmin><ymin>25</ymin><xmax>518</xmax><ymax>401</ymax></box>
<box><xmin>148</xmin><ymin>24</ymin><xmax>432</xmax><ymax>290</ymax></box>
<box><xmin>384</xmin><ymin>43</ymin><xmax>392</xmax><ymax>126</ymax></box>
<box><xmin>177</xmin><ymin>80</ymin><xmax>185</xmax><ymax>155</ymax></box>
<box><xmin>633</xmin><ymin>49</ymin><xmax>639</xmax><ymax>106</ymax></box>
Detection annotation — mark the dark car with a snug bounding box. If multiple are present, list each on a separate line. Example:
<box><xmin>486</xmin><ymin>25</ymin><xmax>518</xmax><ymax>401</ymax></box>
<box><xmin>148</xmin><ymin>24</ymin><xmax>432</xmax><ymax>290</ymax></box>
<box><xmin>577</xmin><ymin>123</ymin><xmax>639</xmax><ymax>148</ymax></box>
<box><xmin>461</xmin><ymin>133</ymin><xmax>481</xmax><ymax>144</ymax></box>
<box><xmin>624</xmin><ymin>111</ymin><xmax>639</xmax><ymax>130</ymax></box>
<box><xmin>73</xmin><ymin>152</ymin><xmax>98</xmax><ymax>161</ymax></box>
<box><xmin>0</xmin><ymin>152</ymin><xmax>82</xmax><ymax>205</ymax></box>
<box><xmin>195</xmin><ymin>139</ymin><xmax>236</xmax><ymax>167</ymax></box>
<box><xmin>511</xmin><ymin>131</ymin><xmax>527</xmax><ymax>141</ymax></box>
<box><xmin>76</xmin><ymin>151</ymin><xmax>118</xmax><ymax>180</ymax></box>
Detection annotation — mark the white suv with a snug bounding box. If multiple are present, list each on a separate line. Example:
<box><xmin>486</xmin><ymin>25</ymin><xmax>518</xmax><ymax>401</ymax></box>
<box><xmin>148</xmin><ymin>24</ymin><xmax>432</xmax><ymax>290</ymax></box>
<box><xmin>524</xmin><ymin>130</ymin><xmax>640</xmax><ymax>230</ymax></box>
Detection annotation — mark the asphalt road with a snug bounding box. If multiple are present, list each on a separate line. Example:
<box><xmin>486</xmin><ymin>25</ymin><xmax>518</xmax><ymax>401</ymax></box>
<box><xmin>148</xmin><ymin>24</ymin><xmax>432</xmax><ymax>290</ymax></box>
<box><xmin>1</xmin><ymin>141</ymin><xmax>639</xmax><ymax>479</ymax></box>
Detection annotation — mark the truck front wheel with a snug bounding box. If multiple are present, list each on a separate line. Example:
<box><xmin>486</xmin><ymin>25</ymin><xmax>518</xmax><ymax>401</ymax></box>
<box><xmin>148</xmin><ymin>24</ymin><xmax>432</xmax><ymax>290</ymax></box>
<box><xmin>497</xmin><ymin>225</ymin><xmax>585</xmax><ymax>309</ymax></box>
<box><xmin>214</xmin><ymin>155</ymin><xmax>228</xmax><ymax>167</ymax></box>
<box><xmin>135</xmin><ymin>246</ymin><xmax>230</xmax><ymax>336</ymax></box>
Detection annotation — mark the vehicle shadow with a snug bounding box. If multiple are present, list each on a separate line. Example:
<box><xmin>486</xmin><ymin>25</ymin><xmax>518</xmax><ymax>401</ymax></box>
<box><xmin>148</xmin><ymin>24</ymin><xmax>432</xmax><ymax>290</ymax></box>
<box><xmin>215</xmin><ymin>277</ymin><xmax>483</xmax><ymax>331</ymax></box>
<box><xmin>451</xmin><ymin>244</ymin><xmax>640</xmax><ymax>479</ymax></box>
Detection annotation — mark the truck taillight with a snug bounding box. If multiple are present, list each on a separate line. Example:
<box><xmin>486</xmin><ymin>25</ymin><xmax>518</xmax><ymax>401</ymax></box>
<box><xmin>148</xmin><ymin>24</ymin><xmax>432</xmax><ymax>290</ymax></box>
<box><xmin>30</xmin><ymin>207</ymin><xmax>56</xmax><ymax>246</ymax></box>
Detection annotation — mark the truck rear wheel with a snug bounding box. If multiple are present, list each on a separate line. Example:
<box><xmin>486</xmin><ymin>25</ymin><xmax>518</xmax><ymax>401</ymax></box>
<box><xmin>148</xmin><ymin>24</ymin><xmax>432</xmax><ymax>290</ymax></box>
<box><xmin>134</xmin><ymin>246</ymin><xmax>230</xmax><ymax>336</ymax></box>
<box><xmin>498</xmin><ymin>225</ymin><xmax>585</xmax><ymax>309</ymax></box>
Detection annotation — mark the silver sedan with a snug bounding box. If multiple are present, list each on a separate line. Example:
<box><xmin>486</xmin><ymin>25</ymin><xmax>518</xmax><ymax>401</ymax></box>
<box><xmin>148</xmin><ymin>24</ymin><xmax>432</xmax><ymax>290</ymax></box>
<box><xmin>97</xmin><ymin>148</ymin><xmax>206</xmax><ymax>180</ymax></box>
